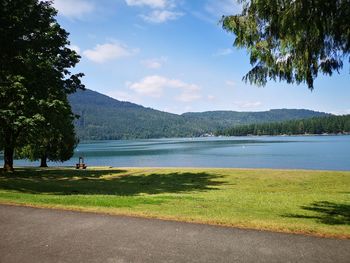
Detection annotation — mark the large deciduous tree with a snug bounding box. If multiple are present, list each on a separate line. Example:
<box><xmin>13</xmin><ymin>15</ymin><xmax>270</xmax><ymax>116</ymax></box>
<box><xmin>0</xmin><ymin>0</ymin><xmax>84</xmax><ymax>171</ymax></box>
<box><xmin>16</xmin><ymin>95</ymin><xmax>78</xmax><ymax>167</ymax></box>
<box><xmin>222</xmin><ymin>0</ymin><xmax>350</xmax><ymax>89</ymax></box>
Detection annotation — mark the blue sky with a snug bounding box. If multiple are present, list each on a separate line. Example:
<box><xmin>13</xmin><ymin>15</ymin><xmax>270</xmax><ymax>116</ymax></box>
<box><xmin>53</xmin><ymin>0</ymin><xmax>349</xmax><ymax>114</ymax></box>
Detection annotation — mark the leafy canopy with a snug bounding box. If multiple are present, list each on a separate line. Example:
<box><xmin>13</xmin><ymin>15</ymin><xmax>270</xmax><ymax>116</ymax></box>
<box><xmin>0</xmin><ymin>0</ymin><xmax>83</xmax><ymax>140</ymax></box>
<box><xmin>222</xmin><ymin>0</ymin><xmax>350</xmax><ymax>89</ymax></box>
<box><xmin>0</xmin><ymin>0</ymin><xmax>84</xmax><ymax>170</ymax></box>
<box><xmin>17</xmin><ymin>96</ymin><xmax>78</xmax><ymax>164</ymax></box>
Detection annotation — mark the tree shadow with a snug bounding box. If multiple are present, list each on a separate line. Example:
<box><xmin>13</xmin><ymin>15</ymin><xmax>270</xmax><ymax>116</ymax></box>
<box><xmin>1</xmin><ymin>168</ymin><xmax>127</xmax><ymax>179</ymax></box>
<box><xmin>284</xmin><ymin>201</ymin><xmax>350</xmax><ymax>225</ymax></box>
<box><xmin>0</xmin><ymin>168</ymin><xmax>226</xmax><ymax>196</ymax></box>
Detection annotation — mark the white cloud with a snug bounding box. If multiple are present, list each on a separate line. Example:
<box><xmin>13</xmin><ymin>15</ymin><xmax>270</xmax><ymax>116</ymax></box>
<box><xmin>330</xmin><ymin>109</ymin><xmax>350</xmax><ymax>115</ymax></box>
<box><xmin>128</xmin><ymin>76</ymin><xmax>165</xmax><ymax>97</ymax></box>
<box><xmin>83</xmin><ymin>42</ymin><xmax>138</xmax><ymax>63</ymax></box>
<box><xmin>234</xmin><ymin>101</ymin><xmax>262</xmax><ymax>109</ymax></box>
<box><xmin>214</xmin><ymin>48</ymin><xmax>233</xmax><ymax>56</ymax></box>
<box><xmin>125</xmin><ymin>0</ymin><xmax>167</xmax><ymax>9</ymax></box>
<box><xmin>141</xmin><ymin>57</ymin><xmax>167</xmax><ymax>69</ymax></box>
<box><xmin>163</xmin><ymin>105</ymin><xmax>193</xmax><ymax>114</ymax></box>
<box><xmin>125</xmin><ymin>0</ymin><xmax>182</xmax><ymax>24</ymax></box>
<box><xmin>107</xmin><ymin>90</ymin><xmax>141</xmax><ymax>104</ymax></box>
<box><xmin>177</xmin><ymin>92</ymin><xmax>201</xmax><ymax>102</ymax></box>
<box><xmin>207</xmin><ymin>95</ymin><xmax>215</xmax><ymax>101</ymax></box>
<box><xmin>140</xmin><ymin>10</ymin><xmax>183</xmax><ymax>23</ymax></box>
<box><xmin>128</xmin><ymin>75</ymin><xmax>201</xmax><ymax>102</ymax></box>
<box><xmin>53</xmin><ymin>0</ymin><xmax>94</xmax><ymax>19</ymax></box>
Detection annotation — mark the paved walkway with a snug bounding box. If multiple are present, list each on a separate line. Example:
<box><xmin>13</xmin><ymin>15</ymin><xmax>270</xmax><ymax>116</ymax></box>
<box><xmin>0</xmin><ymin>205</ymin><xmax>349</xmax><ymax>263</ymax></box>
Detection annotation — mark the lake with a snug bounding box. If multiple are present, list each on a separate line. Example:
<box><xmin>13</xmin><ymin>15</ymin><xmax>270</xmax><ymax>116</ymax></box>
<box><xmin>8</xmin><ymin>135</ymin><xmax>350</xmax><ymax>170</ymax></box>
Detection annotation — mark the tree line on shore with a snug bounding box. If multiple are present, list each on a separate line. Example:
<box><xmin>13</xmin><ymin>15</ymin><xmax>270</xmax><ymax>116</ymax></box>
<box><xmin>217</xmin><ymin>115</ymin><xmax>350</xmax><ymax>137</ymax></box>
<box><xmin>0</xmin><ymin>0</ymin><xmax>83</xmax><ymax>171</ymax></box>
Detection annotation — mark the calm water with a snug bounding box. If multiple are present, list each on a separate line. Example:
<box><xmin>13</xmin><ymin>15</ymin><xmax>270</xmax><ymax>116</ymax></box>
<box><xmin>8</xmin><ymin>135</ymin><xmax>350</xmax><ymax>170</ymax></box>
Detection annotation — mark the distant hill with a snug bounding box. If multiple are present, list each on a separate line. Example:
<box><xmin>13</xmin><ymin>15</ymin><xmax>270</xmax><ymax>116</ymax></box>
<box><xmin>68</xmin><ymin>89</ymin><xmax>330</xmax><ymax>140</ymax></box>
<box><xmin>68</xmin><ymin>89</ymin><xmax>208</xmax><ymax>140</ymax></box>
<box><xmin>182</xmin><ymin>109</ymin><xmax>329</xmax><ymax>128</ymax></box>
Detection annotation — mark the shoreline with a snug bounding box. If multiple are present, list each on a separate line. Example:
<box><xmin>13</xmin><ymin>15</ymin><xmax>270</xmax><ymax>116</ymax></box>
<box><xmin>2</xmin><ymin>166</ymin><xmax>350</xmax><ymax>173</ymax></box>
<box><xmin>77</xmin><ymin>133</ymin><xmax>350</xmax><ymax>142</ymax></box>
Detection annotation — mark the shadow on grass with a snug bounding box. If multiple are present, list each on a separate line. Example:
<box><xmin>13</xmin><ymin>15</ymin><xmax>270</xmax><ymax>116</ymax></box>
<box><xmin>284</xmin><ymin>201</ymin><xmax>350</xmax><ymax>225</ymax></box>
<box><xmin>0</xmin><ymin>168</ymin><xmax>225</xmax><ymax>196</ymax></box>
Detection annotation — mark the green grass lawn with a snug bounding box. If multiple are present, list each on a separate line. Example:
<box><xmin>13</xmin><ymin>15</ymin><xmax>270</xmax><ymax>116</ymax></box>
<box><xmin>0</xmin><ymin>167</ymin><xmax>349</xmax><ymax>238</ymax></box>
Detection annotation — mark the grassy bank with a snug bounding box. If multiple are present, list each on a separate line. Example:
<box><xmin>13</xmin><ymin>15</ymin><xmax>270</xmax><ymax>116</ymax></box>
<box><xmin>0</xmin><ymin>167</ymin><xmax>349</xmax><ymax>238</ymax></box>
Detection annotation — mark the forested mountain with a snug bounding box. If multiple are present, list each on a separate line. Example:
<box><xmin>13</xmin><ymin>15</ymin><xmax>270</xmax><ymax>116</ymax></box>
<box><xmin>217</xmin><ymin>115</ymin><xmax>350</xmax><ymax>136</ymax></box>
<box><xmin>69</xmin><ymin>89</ymin><xmax>210</xmax><ymax>139</ymax></box>
<box><xmin>68</xmin><ymin>89</ymin><xmax>330</xmax><ymax>140</ymax></box>
<box><xmin>182</xmin><ymin>109</ymin><xmax>328</xmax><ymax>127</ymax></box>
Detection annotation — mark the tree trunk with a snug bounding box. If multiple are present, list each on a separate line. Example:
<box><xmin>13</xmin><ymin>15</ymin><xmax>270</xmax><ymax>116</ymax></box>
<box><xmin>3</xmin><ymin>146</ymin><xmax>14</xmax><ymax>172</ymax></box>
<box><xmin>40</xmin><ymin>155</ymin><xmax>48</xmax><ymax>168</ymax></box>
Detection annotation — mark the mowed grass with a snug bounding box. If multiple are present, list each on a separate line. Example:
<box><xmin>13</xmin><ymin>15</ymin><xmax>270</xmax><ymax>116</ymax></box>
<box><xmin>0</xmin><ymin>167</ymin><xmax>349</xmax><ymax>238</ymax></box>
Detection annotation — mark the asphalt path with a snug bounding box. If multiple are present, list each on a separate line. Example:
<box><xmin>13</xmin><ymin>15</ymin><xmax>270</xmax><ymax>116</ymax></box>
<box><xmin>0</xmin><ymin>204</ymin><xmax>349</xmax><ymax>263</ymax></box>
